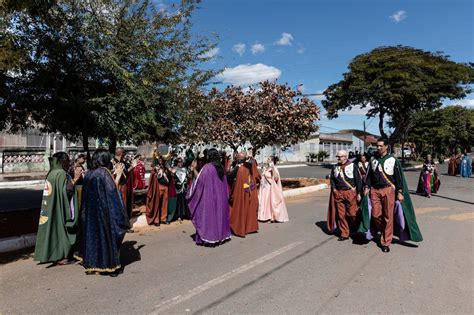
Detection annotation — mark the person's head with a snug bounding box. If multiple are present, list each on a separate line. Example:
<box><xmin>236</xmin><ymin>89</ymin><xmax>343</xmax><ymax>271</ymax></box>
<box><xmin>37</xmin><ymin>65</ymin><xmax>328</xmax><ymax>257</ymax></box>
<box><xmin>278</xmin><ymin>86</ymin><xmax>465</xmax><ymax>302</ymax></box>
<box><xmin>158</xmin><ymin>157</ymin><xmax>166</xmax><ymax>167</ymax></box>
<box><xmin>376</xmin><ymin>138</ymin><xmax>389</xmax><ymax>156</ymax></box>
<box><xmin>203</xmin><ymin>149</ymin><xmax>208</xmax><ymax>159</ymax></box>
<box><xmin>176</xmin><ymin>157</ymin><xmax>184</xmax><ymax>167</ymax></box>
<box><xmin>74</xmin><ymin>153</ymin><xmax>86</xmax><ymax>165</ymax></box>
<box><xmin>208</xmin><ymin>148</ymin><xmax>224</xmax><ymax>179</ymax></box>
<box><xmin>91</xmin><ymin>149</ymin><xmax>112</xmax><ymax>170</ymax></box>
<box><xmin>237</xmin><ymin>151</ymin><xmax>247</xmax><ymax>163</ymax></box>
<box><xmin>348</xmin><ymin>151</ymin><xmax>355</xmax><ymax>159</ymax></box>
<box><xmin>360</xmin><ymin>154</ymin><xmax>367</xmax><ymax>163</ymax></box>
<box><xmin>52</xmin><ymin>152</ymin><xmax>70</xmax><ymax>171</ymax></box>
<box><xmin>426</xmin><ymin>154</ymin><xmax>432</xmax><ymax>163</ymax></box>
<box><xmin>336</xmin><ymin>150</ymin><xmax>348</xmax><ymax>165</ymax></box>
<box><xmin>115</xmin><ymin>147</ymin><xmax>125</xmax><ymax>159</ymax></box>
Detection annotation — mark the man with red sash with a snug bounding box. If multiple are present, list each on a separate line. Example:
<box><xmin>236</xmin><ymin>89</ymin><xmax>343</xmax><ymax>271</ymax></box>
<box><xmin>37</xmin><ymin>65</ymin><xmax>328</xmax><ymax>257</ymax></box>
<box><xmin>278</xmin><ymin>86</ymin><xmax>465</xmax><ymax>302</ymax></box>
<box><xmin>362</xmin><ymin>138</ymin><xmax>422</xmax><ymax>253</ymax></box>
<box><xmin>327</xmin><ymin>150</ymin><xmax>363</xmax><ymax>241</ymax></box>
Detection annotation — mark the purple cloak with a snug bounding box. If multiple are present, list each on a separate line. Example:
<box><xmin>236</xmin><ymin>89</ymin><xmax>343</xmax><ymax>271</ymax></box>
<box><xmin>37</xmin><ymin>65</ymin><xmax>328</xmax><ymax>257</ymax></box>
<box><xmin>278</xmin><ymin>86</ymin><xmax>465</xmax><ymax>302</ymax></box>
<box><xmin>187</xmin><ymin>164</ymin><xmax>231</xmax><ymax>245</ymax></box>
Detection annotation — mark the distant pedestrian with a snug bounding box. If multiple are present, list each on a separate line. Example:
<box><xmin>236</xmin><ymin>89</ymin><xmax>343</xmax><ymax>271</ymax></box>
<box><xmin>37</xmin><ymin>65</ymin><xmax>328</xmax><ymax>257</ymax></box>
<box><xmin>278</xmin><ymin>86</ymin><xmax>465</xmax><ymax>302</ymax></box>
<box><xmin>76</xmin><ymin>149</ymin><xmax>129</xmax><ymax>276</ymax></box>
<box><xmin>416</xmin><ymin>154</ymin><xmax>440</xmax><ymax>197</ymax></box>
<box><xmin>459</xmin><ymin>152</ymin><xmax>472</xmax><ymax>178</ymax></box>
<box><xmin>34</xmin><ymin>152</ymin><xmax>79</xmax><ymax>266</ymax></box>
<box><xmin>258</xmin><ymin>156</ymin><xmax>289</xmax><ymax>223</ymax></box>
<box><xmin>187</xmin><ymin>148</ymin><xmax>231</xmax><ymax>245</ymax></box>
<box><xmin>448</xmin><ymin>153</ymin><xmax>457</xmax><ymax>176</ymax></box>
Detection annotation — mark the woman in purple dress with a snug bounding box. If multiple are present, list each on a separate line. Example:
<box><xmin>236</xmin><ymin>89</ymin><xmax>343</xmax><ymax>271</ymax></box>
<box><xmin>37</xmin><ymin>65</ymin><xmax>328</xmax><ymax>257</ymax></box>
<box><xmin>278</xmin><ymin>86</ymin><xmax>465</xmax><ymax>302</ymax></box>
<box><xmin>187</xmin><ymin>149</ymin><xmax>231</xmax><ymax>246</ymax></box>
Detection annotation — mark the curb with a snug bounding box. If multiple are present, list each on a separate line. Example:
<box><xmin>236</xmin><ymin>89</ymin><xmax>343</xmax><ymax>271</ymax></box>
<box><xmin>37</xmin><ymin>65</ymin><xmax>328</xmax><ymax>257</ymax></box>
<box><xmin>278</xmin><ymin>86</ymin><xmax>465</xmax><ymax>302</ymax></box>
<box><xmin>1</xmin><ymin>183</ymin><xmax>330</xmax><ymax>253</ymax></box>
<box><xmin>0</xmin><ymin>233</ymin><xmax>36</xmax><ymax>254</ymax></box>
<box><xmin>131</xmin><ymin>183</ymin><xmax>329</xmax><ymax>230</ymax></box>
<box><xmin>0</xmin><ymin>179</ymin><xmax>44</xmax><ymax>188</ymax></box>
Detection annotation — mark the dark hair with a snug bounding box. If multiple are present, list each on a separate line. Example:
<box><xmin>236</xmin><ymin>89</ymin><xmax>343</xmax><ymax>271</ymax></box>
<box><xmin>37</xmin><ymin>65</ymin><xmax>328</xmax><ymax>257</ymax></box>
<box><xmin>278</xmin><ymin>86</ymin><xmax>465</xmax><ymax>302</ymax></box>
<box><xmin>53</xmin><ymin>152</ymin><xmax>70</xmax><ymax>171</ymax></box>
<box><xmin>377</xmin><ymin>138</ymin><xmax>389</xmax><ymax>146</ymax></box>
<box><xmin>91</xmin><ymin>149</ymin><xmax>112</xmax><ymax>170</ymax></box>
<box><xmin>208</xmin><ymin>148</ymin><xmax>224</xmax><ymax>179</ymax></box>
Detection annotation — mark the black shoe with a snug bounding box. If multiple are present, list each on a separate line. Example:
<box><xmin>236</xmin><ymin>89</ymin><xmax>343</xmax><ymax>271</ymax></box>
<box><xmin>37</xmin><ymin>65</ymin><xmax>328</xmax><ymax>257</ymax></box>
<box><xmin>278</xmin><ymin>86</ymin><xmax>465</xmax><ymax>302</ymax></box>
<box><xmin>381</xmin><ymin>245</ymin><xmax>390</xmax><ymax>253</ymax></box>
<box><xmin>338</xmin><ymin>236</ymin><xmax>349</xmax><ymax>241</ymax></box>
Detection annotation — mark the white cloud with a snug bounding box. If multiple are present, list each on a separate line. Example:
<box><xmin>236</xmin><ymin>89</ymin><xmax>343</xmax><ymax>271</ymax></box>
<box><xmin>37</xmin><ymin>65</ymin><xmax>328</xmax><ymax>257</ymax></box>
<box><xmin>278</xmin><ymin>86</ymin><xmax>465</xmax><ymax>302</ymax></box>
<box><xmin>232</xmin><ymin>43</ymin><xmax>246</xmax><ymax>56</ymax></box>
<box><xmin>217</xmin><ymin>63</ymin><xmax>281</xmax><ymax>86</ymax></box>
<box><xmin>390</xmin><ymin>10</ymin><xmax>407</xmax><ymax>23</ymax></box>
<box><xmin>341</xmin><ymin>104</ymin><xmax>374</xmax><ymax>116</ymax></box>
<box><xmin>276</xmin><ymin>32</ymin><xmax>294</xmax><ymax>46</ymax></box>
<box><xmin>200</xmin><ymin>47</ymin><xmax>219</xmax><ymax>59</ymax></box>
<box><xmin>297</xmin><ymin>46</ymin><xmax>305</xmax><ymax>54</ymax></box>
<box><xmin>251</xmin><ymin>43</ymin><xmax>265</xmax><ymax>55</ymax></box>
<box><xmin>448</xmin><ymin>98</ymin><xmax>474</xmax><ymax>107</ymax></box>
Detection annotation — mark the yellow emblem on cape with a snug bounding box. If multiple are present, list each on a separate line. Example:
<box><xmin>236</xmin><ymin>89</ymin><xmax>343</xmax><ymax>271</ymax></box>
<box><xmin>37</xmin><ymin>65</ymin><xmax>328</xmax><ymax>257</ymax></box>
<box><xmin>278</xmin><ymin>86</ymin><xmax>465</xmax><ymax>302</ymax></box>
<box><xmin>43</xmin><ymin>180</ymin><xmax>52</xmax><ymax>197</ymax></box>
<box><xmin>39</xmin><ymin>215</ymin><xmax>49</xmax><ymax>225</ymax></box>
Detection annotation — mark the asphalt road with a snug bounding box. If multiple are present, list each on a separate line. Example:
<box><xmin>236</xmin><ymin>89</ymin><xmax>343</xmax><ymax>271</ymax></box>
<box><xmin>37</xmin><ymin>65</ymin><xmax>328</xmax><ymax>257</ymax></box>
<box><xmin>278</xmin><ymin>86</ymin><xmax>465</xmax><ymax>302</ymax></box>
<box><xmin>0</xmin><ymin>165</ymin><xmax>333</xmax><ymax>212</ymax></box>
<box><xmin>1</xmin><ymin>164</ymin><xmax>473</xmax><ymax>314</ymax></box>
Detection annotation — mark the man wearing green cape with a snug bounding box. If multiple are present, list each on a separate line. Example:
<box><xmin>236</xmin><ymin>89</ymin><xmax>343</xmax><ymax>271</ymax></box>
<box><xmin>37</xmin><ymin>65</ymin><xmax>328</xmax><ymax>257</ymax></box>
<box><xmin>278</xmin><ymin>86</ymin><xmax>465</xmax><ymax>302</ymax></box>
<box><xmin>34</xmin><ymin>152</ymin><xmax>79</xmax><ymax>265</ymax></box>
<box><xmin>360</xmin><ymin>139</ymin><xmax>422</xmax><ymax>253</ymax></box>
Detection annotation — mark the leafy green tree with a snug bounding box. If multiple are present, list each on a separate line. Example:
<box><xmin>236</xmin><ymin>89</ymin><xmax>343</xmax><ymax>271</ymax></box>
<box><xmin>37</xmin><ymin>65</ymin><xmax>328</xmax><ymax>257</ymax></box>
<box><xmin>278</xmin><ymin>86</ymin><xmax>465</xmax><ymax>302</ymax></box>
<box><xmin>322</xmin><ymin>46</ymin><xmax>474</xmax><ymax>143</ymax></box>
<box><xmin>2</xmin><ymin>0</ymin><xmax>217</xmax><ymax>154</ymax></box>
<box><xmin>408</xmin><ymin>106</ymin><xmax>474</xmax><ymax>158</ymax></box>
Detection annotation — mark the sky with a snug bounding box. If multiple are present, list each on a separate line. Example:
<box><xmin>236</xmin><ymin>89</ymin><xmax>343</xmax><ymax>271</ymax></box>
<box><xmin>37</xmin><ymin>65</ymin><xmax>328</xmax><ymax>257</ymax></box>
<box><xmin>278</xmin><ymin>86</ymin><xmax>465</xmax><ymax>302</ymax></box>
<box><xmin>185</xmin><ymin>0</ymin><xmax>473</xmax><ymax>135</ymax></box>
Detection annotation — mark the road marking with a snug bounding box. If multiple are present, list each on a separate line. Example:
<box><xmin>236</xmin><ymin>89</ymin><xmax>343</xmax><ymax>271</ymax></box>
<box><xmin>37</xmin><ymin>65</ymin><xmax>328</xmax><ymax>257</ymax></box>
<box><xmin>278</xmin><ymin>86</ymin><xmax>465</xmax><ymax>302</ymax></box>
<box><xmin>440</xmin><ymin>212</ymin><xmax>474</xmax><ymax>221</ymax></box>
<box><xmin>150</xmin><ymin>241</ymin><xmax>303</xmax><ymax>314</ymax></box>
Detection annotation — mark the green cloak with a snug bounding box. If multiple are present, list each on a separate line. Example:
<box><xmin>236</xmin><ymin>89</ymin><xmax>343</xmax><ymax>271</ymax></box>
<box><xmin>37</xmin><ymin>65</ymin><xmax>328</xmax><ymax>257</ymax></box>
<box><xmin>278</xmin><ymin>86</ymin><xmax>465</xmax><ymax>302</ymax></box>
<box><xmin>34</xmin><ymin>158</ymin><xmax>78</xmax><ymax>262</ymax></box>
<box><xmin>358</xmin><ymin>156</ymin><xmax>423</xmax><ymax>242</ymax></box>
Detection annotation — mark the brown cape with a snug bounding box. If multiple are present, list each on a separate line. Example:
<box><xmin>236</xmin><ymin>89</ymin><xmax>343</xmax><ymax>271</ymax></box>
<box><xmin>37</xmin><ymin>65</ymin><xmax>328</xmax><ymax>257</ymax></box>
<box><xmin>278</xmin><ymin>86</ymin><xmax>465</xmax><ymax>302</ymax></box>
<box><xmin>326</xmin><ymin>189</ymin><xmax>338</xmax><ymax>233</ymax></box>
<box><xmin>145</xmin><ymin>169</ymin><xmax>168</xmax><ymax>225</ymax></box>
<box><xmin>229</xmin><ymin>162</ymin><xmax>259</xmax><ymax>237</ymax></box>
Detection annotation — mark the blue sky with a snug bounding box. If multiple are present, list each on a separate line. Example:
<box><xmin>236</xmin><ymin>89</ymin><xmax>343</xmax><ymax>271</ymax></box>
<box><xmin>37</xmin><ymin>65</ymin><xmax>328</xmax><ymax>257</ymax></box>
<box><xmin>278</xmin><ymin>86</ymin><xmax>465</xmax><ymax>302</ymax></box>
<box><xmin>186</xmin><ymin>0</ymin><xmax>473</xmax><ymax>135</ymax></box>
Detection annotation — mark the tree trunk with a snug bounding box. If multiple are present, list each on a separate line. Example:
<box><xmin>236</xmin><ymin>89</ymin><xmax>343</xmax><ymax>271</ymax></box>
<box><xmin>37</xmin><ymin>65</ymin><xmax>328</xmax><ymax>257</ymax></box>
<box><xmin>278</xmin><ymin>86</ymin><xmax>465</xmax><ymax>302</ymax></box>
<box><xmin>378</xmin><ymin>110</ymin><xmax>386</xmax><ymax>138</ymax></box>
<box><xmin>82</xmin><ymin>131</ymin><xmax>91</xmax><ymax>165</ymax></box>
<box><xmin>109</xmin><ymin>135</ymin><xmax>117</xmax><ymax>154</ymax></box>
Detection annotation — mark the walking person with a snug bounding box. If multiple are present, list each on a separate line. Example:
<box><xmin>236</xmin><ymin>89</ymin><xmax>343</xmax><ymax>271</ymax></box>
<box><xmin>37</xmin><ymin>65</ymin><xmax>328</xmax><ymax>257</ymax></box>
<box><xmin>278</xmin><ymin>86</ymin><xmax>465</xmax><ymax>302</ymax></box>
<box><xmin>363</xmin><ymin>139</ymin><xmax>423</xmax><ymax>253</ymax></box>
<box><xmin>416</xmin><ymin>154</ymin><xmax>440</xmax><ymax>197</ymax></box>
<box><xmin>326</xmin><ymin>150</ymin><xmax>363</xmax><ymax>241</ymax></box>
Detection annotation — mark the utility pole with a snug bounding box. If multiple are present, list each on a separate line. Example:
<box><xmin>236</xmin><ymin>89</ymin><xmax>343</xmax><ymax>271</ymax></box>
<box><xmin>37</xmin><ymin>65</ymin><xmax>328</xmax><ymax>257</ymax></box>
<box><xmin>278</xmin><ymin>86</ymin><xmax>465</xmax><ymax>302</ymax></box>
<box><xmin>363</xmin><ymin>121</ymin><xmax>366</xmax><ymax>153</ymax></box>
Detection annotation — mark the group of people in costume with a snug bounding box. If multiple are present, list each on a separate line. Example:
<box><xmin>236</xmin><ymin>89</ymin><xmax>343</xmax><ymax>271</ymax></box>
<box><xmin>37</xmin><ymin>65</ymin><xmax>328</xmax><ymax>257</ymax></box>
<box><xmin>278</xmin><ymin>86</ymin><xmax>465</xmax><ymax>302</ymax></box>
<box><xmin>34</xmin><ymin>145</ymin><xmax>290</xmax><ymax>275</ymax></box>
<box><xmin>146</xmin><ymin>147</ymin><xmax>289</xmax><ymax>246</ymax></box>
<box><xmin>448</xmin><ymin>151</ymin><xmax>473</xmax><ymax>178</ymax></box>
<box><xmin>34</xmin><ymin>148</ymin><xmax>146</xmax><ymax>276</ymax></box>
<box><xmin>327</xmin><ymin>139</ymin><xmax>423</xmax><ymax>253</ymax></box>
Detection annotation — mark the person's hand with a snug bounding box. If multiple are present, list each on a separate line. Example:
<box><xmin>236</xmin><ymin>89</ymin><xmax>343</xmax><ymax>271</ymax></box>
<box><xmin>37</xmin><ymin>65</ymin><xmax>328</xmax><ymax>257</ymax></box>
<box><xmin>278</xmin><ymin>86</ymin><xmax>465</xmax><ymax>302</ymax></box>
<box><xmin>73</xmin><ymin>167</ymin><xmax>83</xmax><ymax>182</ymax></box>
<box><xmin>357</xmin><ymin>194</ymin><xmax>361</xmax><ymax>202</ymax></box>
<box><xmin>115</xmin><ymin>163</ymin><xmax>124</xmax><ymax>177</ymax></box>
<box><xmin>171</xmin><ymin>167</ymin><xmax>177</xmax><ymax>174</ymax></box>
<box><xmin>364</xmin><ymin>187</ymin><xmax>370</xmax><ymax>196</ymax></box>
<box><xmin>131</xmin><ymin>159</ymin><xmax>138</xmax><ymax>168</ymax></box>
<box><xmin>397</xmin><ymin>192</ymin><xmax>404</xmax><ymax>202</ymax></box>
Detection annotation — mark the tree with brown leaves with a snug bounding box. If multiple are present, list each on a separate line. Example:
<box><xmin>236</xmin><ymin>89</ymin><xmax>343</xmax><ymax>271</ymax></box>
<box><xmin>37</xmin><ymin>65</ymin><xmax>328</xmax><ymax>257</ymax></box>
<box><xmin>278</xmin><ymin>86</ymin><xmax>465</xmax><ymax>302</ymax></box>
<box><xmin>180</xmin><ymin>81</ymin><xmax>320</xmax><ymax>155</ymax></box>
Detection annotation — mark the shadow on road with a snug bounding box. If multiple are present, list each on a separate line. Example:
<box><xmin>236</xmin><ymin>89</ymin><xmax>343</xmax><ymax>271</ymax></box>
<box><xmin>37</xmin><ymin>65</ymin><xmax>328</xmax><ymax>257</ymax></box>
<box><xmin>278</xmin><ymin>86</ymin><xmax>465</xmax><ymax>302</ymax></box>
<box><xmin>0</xmin><ymin>246</ymin><xmax>34</xmax><ymax>265</ymax></box>
<box><xmin>409</xmin><ymin>190</ymin><xmax>474</xmax><ymax>205</ymax></box>
<box><xmin>315</xmin><ymin>221</ymin><xmax>332</xmax><ymax>235</ymax></box>
<box><xmin>120</xmin><ymin>241</ymin><xmax>144</xmax><ymax>271</ymax></box>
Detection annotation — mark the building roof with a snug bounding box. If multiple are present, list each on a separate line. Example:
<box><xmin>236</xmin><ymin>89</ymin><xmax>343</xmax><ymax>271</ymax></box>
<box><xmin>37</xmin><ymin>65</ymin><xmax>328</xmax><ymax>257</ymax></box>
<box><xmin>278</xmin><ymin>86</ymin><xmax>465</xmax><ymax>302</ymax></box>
<box><xmin>319</xmin><ymin>135</ymin><xmax>353</xmax><ymax>143</ymax></box>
